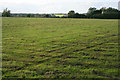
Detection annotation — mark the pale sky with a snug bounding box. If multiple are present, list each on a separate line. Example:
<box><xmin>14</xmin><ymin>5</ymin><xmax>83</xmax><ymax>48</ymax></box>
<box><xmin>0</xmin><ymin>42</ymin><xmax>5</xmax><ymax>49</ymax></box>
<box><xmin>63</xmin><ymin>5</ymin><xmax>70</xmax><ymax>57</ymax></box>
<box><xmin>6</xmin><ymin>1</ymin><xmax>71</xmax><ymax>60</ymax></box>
<box><xmin>0</xmin><ymin>0</ymin><xmax>119</xmax><ymax>13</ymax></box>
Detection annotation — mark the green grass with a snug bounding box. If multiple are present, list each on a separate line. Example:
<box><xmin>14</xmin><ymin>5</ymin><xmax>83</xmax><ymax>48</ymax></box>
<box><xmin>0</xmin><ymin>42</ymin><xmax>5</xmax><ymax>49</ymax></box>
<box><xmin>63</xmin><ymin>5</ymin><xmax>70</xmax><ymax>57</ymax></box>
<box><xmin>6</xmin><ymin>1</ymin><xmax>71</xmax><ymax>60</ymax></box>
<box><xmin>2</xmin><ymin>17</ymin><xmax>119</xmax><ymax>79</ymax></box>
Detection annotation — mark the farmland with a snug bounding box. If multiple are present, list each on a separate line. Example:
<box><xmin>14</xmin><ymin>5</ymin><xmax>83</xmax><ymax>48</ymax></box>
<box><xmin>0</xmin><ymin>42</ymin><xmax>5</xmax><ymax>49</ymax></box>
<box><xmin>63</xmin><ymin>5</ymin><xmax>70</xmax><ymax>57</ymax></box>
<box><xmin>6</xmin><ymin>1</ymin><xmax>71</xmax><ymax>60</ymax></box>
<box><xmin>55</xmin><ymin>15</ymin><xmax>67</xmax><ymax>17</ymax></box>
<box><xmin>2</xmin><ymin>18</ymin><xmax>119</xmax><ymax>79</ymax></box>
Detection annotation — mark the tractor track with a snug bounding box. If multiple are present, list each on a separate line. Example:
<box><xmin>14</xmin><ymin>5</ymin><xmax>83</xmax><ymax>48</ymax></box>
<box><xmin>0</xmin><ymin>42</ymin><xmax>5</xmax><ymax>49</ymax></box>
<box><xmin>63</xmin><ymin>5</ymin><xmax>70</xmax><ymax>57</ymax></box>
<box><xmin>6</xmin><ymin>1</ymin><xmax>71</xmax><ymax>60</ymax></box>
<box><xmin>8</xmin><ymin>34</ymin><xmax>117</xmax><ymax>72</ymax></box>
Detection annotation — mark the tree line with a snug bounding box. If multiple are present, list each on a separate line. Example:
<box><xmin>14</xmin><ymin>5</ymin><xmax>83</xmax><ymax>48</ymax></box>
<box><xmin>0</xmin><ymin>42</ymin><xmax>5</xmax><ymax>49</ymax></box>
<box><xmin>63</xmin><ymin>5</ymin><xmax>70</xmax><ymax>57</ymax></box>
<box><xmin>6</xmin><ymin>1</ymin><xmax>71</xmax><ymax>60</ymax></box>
<box><xmin>68</xmin><ymin>7</ymin><xmax>120</xmax><ymax>19</ymax></box>
<box><xmin>2</xmin><ymin>7</ymin><xmax>120</xmax><ymax>19</ymax></box>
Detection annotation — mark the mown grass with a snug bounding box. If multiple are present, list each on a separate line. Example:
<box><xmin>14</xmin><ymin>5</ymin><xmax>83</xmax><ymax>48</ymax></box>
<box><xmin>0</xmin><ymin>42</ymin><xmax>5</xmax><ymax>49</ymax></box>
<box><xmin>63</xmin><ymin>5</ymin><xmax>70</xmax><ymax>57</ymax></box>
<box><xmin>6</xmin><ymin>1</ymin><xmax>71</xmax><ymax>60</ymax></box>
<box><xmin>2</xmin><ymin>17</ymin><xmax>119</xmax><ymax>79</ymax></box>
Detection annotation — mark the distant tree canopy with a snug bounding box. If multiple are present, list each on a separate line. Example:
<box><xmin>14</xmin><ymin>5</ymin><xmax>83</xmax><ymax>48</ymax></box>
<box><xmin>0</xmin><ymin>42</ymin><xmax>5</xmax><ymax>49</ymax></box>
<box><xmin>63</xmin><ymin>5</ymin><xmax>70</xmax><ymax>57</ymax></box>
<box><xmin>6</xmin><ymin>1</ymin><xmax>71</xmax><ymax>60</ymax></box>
<box><xmin>27</xmin><ymin>14</ymin><xmax>31</xmax><ymax>17</ymax></box>
<box><xmin>86</xmin><ymin>7</ymin><xmax>102</xmax><ymax>18</ymax></box>
<box><xmin>68</xmin><ymin>7</ymin><xmax>120</xmax><ymax>19</ymax></box>
<box><xmin>68</xmin><ymin>10</ymin><xmax>75</xmax><ymax>18</ymax></box>
<box><xmin>68</xmin><ymin>10</ymin><xmax>86</xmax><ymax>18</ymax></box>
<box><xmin>2</xmin><ymin>8</ymin><xmax>11</xmax><ymax>17</ymax></box>
<box><xmin>86</xmin><ymin>7</ymin><xmax>119</xmax><ymax>19</ymax></box>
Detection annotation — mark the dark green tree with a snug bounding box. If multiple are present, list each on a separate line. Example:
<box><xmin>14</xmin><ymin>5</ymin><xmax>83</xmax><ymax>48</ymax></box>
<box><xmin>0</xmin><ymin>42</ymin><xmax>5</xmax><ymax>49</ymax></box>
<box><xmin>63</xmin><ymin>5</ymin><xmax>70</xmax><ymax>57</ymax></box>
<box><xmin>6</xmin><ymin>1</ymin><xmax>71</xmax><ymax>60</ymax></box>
<box><xmin>93</xmin><ymin>10</ymin><xmax>102</xmax><ymax>14</ymax></box>
<box><xmin>87</xmin><ymin>7</ymin><xmax>96</xmax><ymax>18</ymax></box>
<box><xmin>27</xmin><ymin>14</ymin><xmax>31</xmax><ymax>17</ymax></box>
<box><xmin>74</xmin><ymin>13</ymin><xmax>80</xmax><ymax>18</ymax></box>
<box><xmin>100</xmin><ymin>7</ymin><xmax>119</xmax><ymax>19</ymax></box>
<box><xmin>74</xmin><ymin>13</ymin><xmax>86</xmax><ymax>18</ymax></box>
<box><xmin>2</xmin><ymin>8</ymin><xmax>11</xmax><ymax>17</ymax></box>
<box><xmin>100</xmin><ymin>7</ymin><xmax>106</xmax><ymax>14</ymax></box>
<box><xmin>68</xmin><ymin>10</ymin><xmax>75</xmax><ymax>18</ymax></box>
<box><xmin>45</xmin><ymin>14</ymin><xmax>51</xmax><ymax>18</ymax></box>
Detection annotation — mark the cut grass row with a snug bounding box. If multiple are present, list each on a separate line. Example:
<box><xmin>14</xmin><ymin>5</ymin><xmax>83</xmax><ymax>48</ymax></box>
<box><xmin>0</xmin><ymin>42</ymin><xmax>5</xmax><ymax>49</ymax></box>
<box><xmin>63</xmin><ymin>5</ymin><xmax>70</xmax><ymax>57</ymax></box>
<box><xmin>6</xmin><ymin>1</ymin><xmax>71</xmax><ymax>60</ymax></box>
<box><xmin>2</xmin><ymin>18</ymin><xmax>119</xmax><ymax>79</ymax></box>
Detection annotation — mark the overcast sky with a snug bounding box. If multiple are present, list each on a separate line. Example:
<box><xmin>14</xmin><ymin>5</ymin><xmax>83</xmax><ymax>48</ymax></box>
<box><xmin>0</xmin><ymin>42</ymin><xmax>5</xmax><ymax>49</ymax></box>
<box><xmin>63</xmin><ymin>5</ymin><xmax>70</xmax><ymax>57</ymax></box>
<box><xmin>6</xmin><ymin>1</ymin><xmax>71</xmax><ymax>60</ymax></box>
<box><xmin>0</xmin><ymin>0</ymin><xmax>119</xmax><ymax>13</ymax></box>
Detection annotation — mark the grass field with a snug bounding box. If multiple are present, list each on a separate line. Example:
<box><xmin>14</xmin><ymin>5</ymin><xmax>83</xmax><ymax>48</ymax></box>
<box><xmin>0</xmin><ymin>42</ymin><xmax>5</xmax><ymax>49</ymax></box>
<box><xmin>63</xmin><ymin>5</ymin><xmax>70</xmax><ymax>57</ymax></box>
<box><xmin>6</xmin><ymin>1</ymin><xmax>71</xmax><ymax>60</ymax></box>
<box><xmin>2</xmin><ymin>18</ymin><xmax>119</xmax><ymax>79</ymax></box>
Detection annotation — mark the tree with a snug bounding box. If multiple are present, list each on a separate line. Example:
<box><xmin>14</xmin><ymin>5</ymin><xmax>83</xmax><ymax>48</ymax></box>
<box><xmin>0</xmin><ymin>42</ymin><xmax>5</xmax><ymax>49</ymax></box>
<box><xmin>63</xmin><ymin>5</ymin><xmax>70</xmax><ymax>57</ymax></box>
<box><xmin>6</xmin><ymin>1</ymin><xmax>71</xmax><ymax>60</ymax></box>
<box><xmin>68</xmin><ymin>10</ymin><xmax>75</xmax><ymax>18</ymax></box>
<box><xmin>2</xmin><ymin>8</ymin><xmax>11</xmax><ymax>17</ymax></box>
<box><xmin>100</xmin><ymin>7</ymin><xmax>119</xmax><ymax>19</ymax></box>
<box><xmin>74</xmin><ymin>13</ymin><xmax>86</xmax><ymax>18</ymax></box>
<box><xmin>93</xmin><ymin>10</ymin><xmax>102</xmax><ymax>14</ymax></box>
<box><xmin>74</xmin><ymin>13</ymin><xmax>80</xmax><ymax>18</ymax></box>
<box><xmin>88</xmin><ymin>7</ymin><xmax>96</xmax><ymax>13</ymax></box>
<box><xmin>27</xmin><ymin>14</ymin><xmax>31</xmax><ymax>17</ymax></box>
<box><xmin>100</xmin><ymin>7</ymin><xmax>106</xmax><ymax>14</ymax></box>
<box><xmin>45</xmin><ymin>14</ymin><xmax>51</xmax><ymax>18</ymax></box>
<box><xmin>87</xmin><ymin>7</ymin><xmax>96</xmax><ymax>18</ymax></box>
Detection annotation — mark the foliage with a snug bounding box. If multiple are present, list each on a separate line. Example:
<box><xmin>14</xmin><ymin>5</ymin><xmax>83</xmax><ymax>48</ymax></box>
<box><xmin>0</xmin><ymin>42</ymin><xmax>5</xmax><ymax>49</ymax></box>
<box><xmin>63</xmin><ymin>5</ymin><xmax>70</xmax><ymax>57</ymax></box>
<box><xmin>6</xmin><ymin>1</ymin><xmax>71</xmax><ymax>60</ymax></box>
<box><xmin>2</xmin><ymin>8</ymin><xmax>11</xmax><ymax>17</ymax></box>
<box><xmin>67</xmin><ymin>7</ymin><xmax>119</xmax><ymax>19</ymax></box>
<box><xmin>68</xmin><ymin>10</ymin><xmax>75</xmax><ymax>18</ymax></box>
<box><xmin>86</xmin><ymin>7</ymin><xmax>119</xmax><ymax>19</ymax></box>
